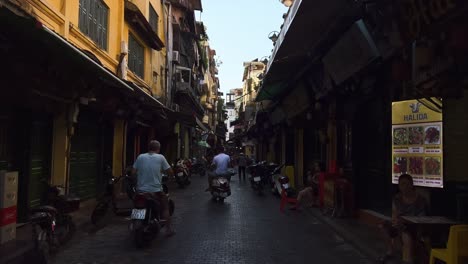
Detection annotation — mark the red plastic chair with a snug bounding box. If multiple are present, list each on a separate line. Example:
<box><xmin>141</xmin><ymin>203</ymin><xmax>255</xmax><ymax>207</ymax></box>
<box><xmin>280</xmin><ymin>185</ymin><xmax>298</xmax><ymax>212</ymax></box>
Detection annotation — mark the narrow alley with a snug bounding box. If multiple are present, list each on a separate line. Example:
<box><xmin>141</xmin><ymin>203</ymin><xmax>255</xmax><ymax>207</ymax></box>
<box><xmin>50</xmin><ymin>175</ymin><xmax>371</xmax><ymax>264</ymax></box>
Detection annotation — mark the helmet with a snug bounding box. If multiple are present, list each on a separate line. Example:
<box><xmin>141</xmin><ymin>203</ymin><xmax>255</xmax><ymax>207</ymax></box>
<box><xmin>279</xmin><ymin>176</ymin><xmax>290</xmax><ymax>184</ymax></box>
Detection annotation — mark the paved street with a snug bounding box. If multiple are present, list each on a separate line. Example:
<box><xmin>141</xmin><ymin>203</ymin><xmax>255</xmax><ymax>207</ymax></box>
<box><xmin>51</xmin><ymin>174</ymin><xmax>372</xmax><ymax>264</ymax></box>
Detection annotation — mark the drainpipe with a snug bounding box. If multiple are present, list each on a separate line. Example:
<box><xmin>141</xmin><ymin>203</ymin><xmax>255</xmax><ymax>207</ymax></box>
<box><xmin>165</xmin><ymin>1</ymin><xmax>174</xmax><ymax>108</ymax></box>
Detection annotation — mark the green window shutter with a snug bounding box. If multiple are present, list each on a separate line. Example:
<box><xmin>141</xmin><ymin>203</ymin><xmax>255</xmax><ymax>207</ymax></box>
<box><xmin>149</xmin><ymin>4</ymin><xmax>159</xmax><ymax>34</ymax></box>
<box><xmin>78</xmin><ymin>0</ymin><xmax>108</xmax><ymax>50</ymax></box>
<box><xmin>128</xmin><ymin>33</ymin><xmax>145</xmax><ymax>78</ymax></box>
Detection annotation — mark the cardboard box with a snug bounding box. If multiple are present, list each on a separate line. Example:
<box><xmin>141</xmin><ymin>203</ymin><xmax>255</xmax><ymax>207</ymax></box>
<box><xmin>0</xmin><ymin>223</ymin><xmax>16</xmax><ymax>244</ymax></box>
<box><xmin>0</xmin><ymin>190</ymin><xmax>17</xmax><ymax>209</ymax></box>
<box><xmin>0</xmin><ymin>206</ymin><xmax>17</xmax><ymax>227</ymax></box>
<box><xmin>0</xmin><ymin>171</ymin><xmax>18</xmax><ymax>193</ymax></box>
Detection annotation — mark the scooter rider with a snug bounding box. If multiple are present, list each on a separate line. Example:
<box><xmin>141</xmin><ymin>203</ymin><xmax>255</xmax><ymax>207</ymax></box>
<box><xmin>205</xmin><ymin>146</ymin><xmax>232</xmax><ymax>191</ymax></box>
<box><xmin>132</xmin><ymin>140</ymin><xmax>175</xmax><ymax>237</ymax></box>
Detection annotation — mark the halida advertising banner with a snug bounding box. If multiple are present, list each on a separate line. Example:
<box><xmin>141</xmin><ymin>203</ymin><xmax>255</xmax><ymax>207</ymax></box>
<box><xmin>392</xmin><ymin>99</ymin><xmax>443</xmax><ymax>188</ymax></box>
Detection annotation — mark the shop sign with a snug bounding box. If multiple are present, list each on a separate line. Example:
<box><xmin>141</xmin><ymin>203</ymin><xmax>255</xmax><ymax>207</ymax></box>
<box><xmin>396</xmin><ymin>0</ymin><xmax>463</xmax><ymax>41</ymax></box>
<box><xmin>392</xmin><ymin>99</ymin><xmax>443</xmax><ymax>188</ymax></box>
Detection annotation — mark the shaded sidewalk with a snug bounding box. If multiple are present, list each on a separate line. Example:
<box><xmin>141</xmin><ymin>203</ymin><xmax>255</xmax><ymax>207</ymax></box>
<box><xmin>303</xmin><ymin>208</ymin><xmax>387</xmax><ymax>261</ymax></box>
<box><xmin>0</xmin><ymin>200</ymin><xmax>97</xmax><ymax>264</ymax></box>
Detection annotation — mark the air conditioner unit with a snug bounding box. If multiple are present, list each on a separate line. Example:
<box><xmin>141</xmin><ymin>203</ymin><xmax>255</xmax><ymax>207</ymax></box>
<box><xmin>172</xmin><ymin>51</ymin><xmax>180</xmax><ymax>63</ymax></box>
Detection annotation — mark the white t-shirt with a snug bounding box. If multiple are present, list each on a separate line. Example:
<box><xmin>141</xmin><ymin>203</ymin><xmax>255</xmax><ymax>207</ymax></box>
<box><xmin>213</xmin><ymin>153</ymin><xmax>231</xmax><ymax>175</ymax></box>
<box><xmin>133</xmin><ymin>153</ymin><xmax>171</xmax><ymax>193</ymax></box>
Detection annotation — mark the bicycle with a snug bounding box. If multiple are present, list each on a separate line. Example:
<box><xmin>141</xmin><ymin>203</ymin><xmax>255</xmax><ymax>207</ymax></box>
<box><xmin>91</xmin><ymin>168</ymin><xmax>136</xmax><ymax>227</ymax></box>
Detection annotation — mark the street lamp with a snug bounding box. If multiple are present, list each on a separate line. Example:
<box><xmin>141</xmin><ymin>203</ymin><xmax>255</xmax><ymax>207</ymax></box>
<box><xmin>260</xmin><ymin>56</ymin><xmax>269</xmax><ymax>65</ymax></box>
<box><xmin>280</xmin><ymin>0</ymin><xmax>294</xmax><ymax>7</ymax></box>
<box><xmin>268</xmin><ymin>31</ymin><xmax>279</xmax><ymax>44</ymax></box>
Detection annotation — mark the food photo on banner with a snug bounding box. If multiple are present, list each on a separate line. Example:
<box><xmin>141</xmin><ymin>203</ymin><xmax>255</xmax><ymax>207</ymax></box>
<box><xmin>391</xmin><ymin>98</ymin><xmax>443</xmax><ymax>188</ymax></box>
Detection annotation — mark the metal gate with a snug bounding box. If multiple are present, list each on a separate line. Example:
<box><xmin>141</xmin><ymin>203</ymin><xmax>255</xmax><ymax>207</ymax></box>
<box><xmin>69</xmin><ymin>111</ymin><xmax>99</xmax><ymax>200</ymax></box>
<box><xmin>28</xmin><ymin>117</ymin><xmax>52</xmax><ymax>208</ymax></box>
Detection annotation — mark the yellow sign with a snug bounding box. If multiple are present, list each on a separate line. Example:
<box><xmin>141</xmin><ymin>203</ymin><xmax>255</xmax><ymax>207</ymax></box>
<box><xmin>391</xmin><ymin>99</ymin><xmax>443</xmax><ymax>188</ymax></box>
<box><xmin>392</xmin><ymin>100</ymin><xmax>442</xmax><ymax>124</ymax></box>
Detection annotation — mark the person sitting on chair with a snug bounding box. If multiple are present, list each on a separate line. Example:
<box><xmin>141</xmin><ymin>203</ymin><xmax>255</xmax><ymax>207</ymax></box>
<box><xmin>296</xmin><ymin>162</ymin><xmax>322</xmax><ymax>210</ymax></box>
<box><xmin>379</xmin><ymin>174</ymin><xmax>428</xmax><ymax>264</ymax></box>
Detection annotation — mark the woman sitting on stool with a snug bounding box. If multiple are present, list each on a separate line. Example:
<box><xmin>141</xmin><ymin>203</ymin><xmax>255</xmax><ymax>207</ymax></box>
<box><xmin>379</xmin><ymin>174</ymin><xmax>428</xmax><ymax>264</ymax></box>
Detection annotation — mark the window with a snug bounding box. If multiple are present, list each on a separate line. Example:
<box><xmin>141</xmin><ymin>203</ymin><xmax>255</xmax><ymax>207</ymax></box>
<box><xmin>149</xmin><ymin>4</ymin><xmax>159</xmax><ymax>34</ymax></box>
<box><xmin>78</xmin><ymin>0</ymin><xmax>109</xmax><ymax>50</ymax></box>
<box><xmin>128</xmin><ymin>34</ymin><xmax>145</xmax><ymax>78</ymax></box>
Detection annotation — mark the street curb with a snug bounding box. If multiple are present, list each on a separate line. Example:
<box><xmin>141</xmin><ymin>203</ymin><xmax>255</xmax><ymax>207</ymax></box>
<box><xmin>304</xmin><ymin>208</ymin><xmax>381</xmax><ymax>261</ymax></box>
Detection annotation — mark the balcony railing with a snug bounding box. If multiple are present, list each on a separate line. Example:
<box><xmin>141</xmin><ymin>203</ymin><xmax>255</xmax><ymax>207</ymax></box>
<box><xmin>167</xmin><ymin>0</ymin><xmax>202</xmax><ymax>11</ymax></box>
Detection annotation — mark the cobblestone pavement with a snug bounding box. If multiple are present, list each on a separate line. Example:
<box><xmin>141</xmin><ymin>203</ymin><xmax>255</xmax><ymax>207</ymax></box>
<box><xmin>51</xmin><ymin>174</ymin><xmax>372</xmax><ymax>264</ymax></box>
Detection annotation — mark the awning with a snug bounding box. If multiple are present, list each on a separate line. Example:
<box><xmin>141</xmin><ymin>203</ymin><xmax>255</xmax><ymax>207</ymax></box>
<box><xmin>255</xmin><ymin>82</ymin><xmax>288</xmax><ymax>102</ymax></box>
<box><xmin>256</xmin><ymin>0</ymin><xmax>359</xmax><ymax>102</ymax></box>
<box><xmin>167</xmin><ymin>0</ymin><xmax>202</xmax><ymax>11</ymax></box>
<box><xmin>125</xmin><ymin>81</ymin><xmax>165</xmax><ymax>108</ymax></box>
<box><xmin>42</xmin><ymin>26</ymin><xmax>136</xmax><ymax>94</ymax></box>
<box><xmin>124</xmin><ymin>1</ymin><xmax>164</xmax><ymax>50</ymax></box>
<box><xmin>168</xmin><ymin>111</ymin><xmax>196</xmax><ymax>127</ymax></box>
<box><xmin>0</xmin><ymin>1</ymin><xmax>135</xmax><ymax>95</ymax></box>
<box><xmin>197</xmin><ymin>140</ymin><xmax>211</xmax><ymax>148</ymax></box>
<box><xmin>195</xmin><ymin>116</ymin><xmax>210</xmax><ymax>132</ymax></box>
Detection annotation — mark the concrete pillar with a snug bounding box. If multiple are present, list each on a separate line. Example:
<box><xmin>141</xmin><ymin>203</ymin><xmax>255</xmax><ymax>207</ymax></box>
<box><xmin>295</xmin><ymin>128</ymin><xmax>304</xmax><ymax>188</ymax></box>
<box><xmin>327</xmin><ymin>101</ymin><xmax>337</xmax><ymax>173</ymax></box>
<box><xmin>184</xmin><ymin>129</ymin><xmax>189</xmax><ymax>159</ymax></box>
<box><xmin>281</xmin><ymin>127</ymin><xmax>286</xmax><ymax>167</ymax></box>
<box><xmin>113</xmin><ymin>119</ymin><xmax>126</xmax><ymax>177</ymax></box>
<box><xmin>285</xmin><ymin>166</ymin><xmax>295</xmax><ymax>188</ymax></box>
<box><xmin>50</xmin><ymin>110</ymin><xmax>69</xmax><ymax>187</ymax></box>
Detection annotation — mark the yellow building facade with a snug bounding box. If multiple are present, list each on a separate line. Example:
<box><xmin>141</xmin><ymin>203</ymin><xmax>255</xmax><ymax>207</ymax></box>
<box><xmin>15</xmin><ymin>0</ymin><xmax>167</xmax><ymax>189</ymax></box>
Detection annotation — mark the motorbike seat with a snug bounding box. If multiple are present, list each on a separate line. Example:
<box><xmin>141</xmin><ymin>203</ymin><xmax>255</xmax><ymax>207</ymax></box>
<box><xmin>30</xmin><ymin>211</ymin><xmax>52</xmax><ymax>222</ymax></box>
<box><xmin>136</xmin><ymin>192</ymin><xmax>164</xmax><ymax>205</ymax></box>
<box><xmin>31</xmin><ymin>205</ymin><xmax>57</xmax><ymax>215</ymax></box>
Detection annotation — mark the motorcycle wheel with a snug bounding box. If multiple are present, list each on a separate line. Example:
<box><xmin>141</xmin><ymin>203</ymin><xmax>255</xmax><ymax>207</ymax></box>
<box><xmin>35</xmin><ymin>240</ymin><xmax>50</xmax><ymax>264</ymax></box>
<box><xmin>59</xmin><ymin>218</ymin><xmax>76</xmax><ymax>245</ymax></box>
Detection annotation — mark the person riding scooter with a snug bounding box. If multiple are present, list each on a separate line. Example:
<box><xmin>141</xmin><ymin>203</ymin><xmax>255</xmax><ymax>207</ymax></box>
<box><xmin>205</xmin><ymin>146</ymin><xmax>232</xmax><ymax>191</ymax></box>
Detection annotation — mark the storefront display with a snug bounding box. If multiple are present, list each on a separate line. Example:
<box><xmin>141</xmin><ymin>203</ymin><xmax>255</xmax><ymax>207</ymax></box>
<box><xmin>392</xmin><ymin>99</ymin><xmax>443</xmax><ymax>187</ymax></box>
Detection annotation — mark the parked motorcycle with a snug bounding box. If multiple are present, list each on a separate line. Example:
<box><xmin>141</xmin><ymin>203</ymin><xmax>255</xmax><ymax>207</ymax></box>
<box><xmin>128</xmin><ymin>175</ymin><xmax>175</xmax><ymax>248</ymax></box>
<box><xmin>30</xmin><ymin>183</ymin><xmax>79</xmax><ymax>260</ymax></box>
<box><xmin>173</xmin><ymin>159</ymin><xmax>191</xmax><ymax>188</ymax></box>
<box><xmin>247</xmin><ymin>161</ymin><xmax>267</xmax><ymax>194</ymax></box>
<box><xmin>278</xmin><ymin>175</ymin><xmax>297</xmax><ymax>198</ymax></box>
<box><xmin>91</xmin><ymin>166</ymin><xmax>136</xmax><ymax>227</ymax></box>
<box><xmin>270</xmin><ymin>164</ymin><xmax>286</xmax><ymax>196</ymax></box>
<box><xmin>190</xmin><ymin>158</ymin><xmax>206</xmax><ymax>177</ymax></box>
